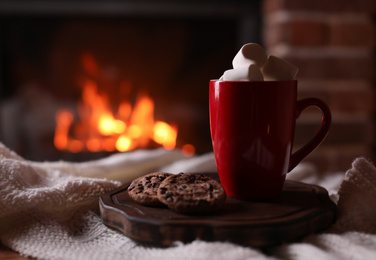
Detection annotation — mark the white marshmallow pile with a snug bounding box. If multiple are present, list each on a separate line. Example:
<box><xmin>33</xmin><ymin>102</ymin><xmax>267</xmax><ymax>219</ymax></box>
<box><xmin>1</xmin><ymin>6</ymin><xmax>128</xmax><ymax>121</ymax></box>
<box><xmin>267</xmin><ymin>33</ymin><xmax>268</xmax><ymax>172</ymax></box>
<box><xmin>220</xmin><ymin>43</ymin><xmax>298</xmax><ymax>81</ymax></box>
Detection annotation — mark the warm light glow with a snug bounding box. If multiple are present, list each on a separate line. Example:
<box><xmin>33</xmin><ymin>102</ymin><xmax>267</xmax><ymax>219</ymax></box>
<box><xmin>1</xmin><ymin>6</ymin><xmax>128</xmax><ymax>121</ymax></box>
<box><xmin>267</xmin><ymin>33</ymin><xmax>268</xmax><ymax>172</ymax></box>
<box><xmin>103</xmin><ymin>138</ymin><xmax>117</xmax><ymax>152</ymax></box>
<box><xmin>116</xmin><ymin>135</ymin><xmax>132</xmax><ymax>152</ymax></box>
<box><xmin>153</xmin><ymin>121</ymin><xmax>177</xmax><ymax>150</ymax></box>
<box><xmin>128</xmin><ymin>125</ymin><xmax>142</xmax><ymax>139</ymax></box>
<box><xmin>98</xmin><ymin>114</ymin><xmax>116</xmax><ymax>135</ymax></box>
<box><xmin>118</xmin><ymin>102</ymin><xmax>132</xmax><ymax>120</ymax></box>
<box><xmin>67</xmin><ymin>139</ymin><xmax>84</xmax><ymax>153</ymax></box>
<box><xmin>98</xmin><ymin>114</ymin><xmax>126</xmax><ymax>136</ymax></box>
<box><xmin>53</xmin><ymin>60</ymin><xmax>181</xmax><ymax>153</ymax></box>
<box><xmin>54</xmin><ymin>110</ymin><xmax>74</xmax><ymax>150</ymax></box>
<box><xmin>182</xmin><ymin>144</ymin><xmax>195</xmax><ymax>157</ymax></box>
<box><xmin>114</xmin><ymin>120</ymin><xmax>126</xmax><ymax>134</ymax></box>
<box><xmin>87</xmin><ymin>138</ymin><xmax>101</xmax><ymax>152</ymax></box>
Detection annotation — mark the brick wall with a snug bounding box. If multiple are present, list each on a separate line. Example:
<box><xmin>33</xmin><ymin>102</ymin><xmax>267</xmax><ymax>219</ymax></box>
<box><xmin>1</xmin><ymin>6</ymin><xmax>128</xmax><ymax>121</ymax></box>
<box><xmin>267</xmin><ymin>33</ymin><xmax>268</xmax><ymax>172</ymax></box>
<box><xmin>262</xmin><ymin>0</ymin><xmax>376</xmax><ymax>172</ymax></box>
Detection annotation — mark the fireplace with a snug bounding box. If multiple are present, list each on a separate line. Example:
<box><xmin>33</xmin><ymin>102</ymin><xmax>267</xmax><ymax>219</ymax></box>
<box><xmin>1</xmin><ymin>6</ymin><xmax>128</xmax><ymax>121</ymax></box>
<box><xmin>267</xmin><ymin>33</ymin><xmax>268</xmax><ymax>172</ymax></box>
<box><xmin>0</xmin><ymin>1</ymin><xmax>261</xmax><ymax>161</ymax></box>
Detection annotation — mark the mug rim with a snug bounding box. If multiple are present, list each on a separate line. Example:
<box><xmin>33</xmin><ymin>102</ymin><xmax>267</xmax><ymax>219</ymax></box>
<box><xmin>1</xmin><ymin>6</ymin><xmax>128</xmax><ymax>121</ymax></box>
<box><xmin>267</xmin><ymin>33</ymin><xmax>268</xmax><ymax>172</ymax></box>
<box><xmin>210</xmin><ymin>79</ymin><xmax>297</xmax><ymax>82</ymax></box>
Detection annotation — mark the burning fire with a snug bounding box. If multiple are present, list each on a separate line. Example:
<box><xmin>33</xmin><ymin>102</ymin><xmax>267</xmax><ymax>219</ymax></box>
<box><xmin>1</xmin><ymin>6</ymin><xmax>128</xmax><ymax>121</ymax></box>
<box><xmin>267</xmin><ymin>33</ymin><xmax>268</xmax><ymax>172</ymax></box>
<box><xmin>54</xmin><ymin>80</ymin><xmax>179</xmax><ymax>153</ymax></box>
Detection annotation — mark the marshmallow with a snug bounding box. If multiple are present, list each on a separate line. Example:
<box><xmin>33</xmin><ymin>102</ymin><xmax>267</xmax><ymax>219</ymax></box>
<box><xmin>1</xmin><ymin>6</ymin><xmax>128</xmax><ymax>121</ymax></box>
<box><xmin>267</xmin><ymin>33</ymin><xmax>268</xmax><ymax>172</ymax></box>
<box><xmin>261</xmin><ymin>55</ymin><xmax>299</xmax><ymax>81</ymax></box>
<box><xmin>222</xmin><ymin>64</ymin><xmax>264</xmax><ymax>81</ymax></box>
<box><xmin>232</xmin><ymin>43</ymin><xmax>267</xmax><ymax>69</ymax></box>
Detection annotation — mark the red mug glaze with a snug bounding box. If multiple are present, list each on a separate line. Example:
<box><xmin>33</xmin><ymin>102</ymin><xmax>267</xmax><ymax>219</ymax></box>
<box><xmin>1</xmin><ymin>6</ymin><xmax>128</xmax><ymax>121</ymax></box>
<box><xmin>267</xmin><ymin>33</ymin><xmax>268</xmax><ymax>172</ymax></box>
<box><xmin>209</xmin><ymin>80</ymin><xmax>331</xmax><ymax>200</ymax></box>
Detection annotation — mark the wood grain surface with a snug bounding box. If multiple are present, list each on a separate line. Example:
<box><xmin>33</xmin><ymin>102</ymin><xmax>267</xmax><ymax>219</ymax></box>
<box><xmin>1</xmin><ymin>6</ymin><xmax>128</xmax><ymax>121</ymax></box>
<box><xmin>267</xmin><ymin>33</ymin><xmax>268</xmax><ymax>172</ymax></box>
<box><xmin>100</xmin><ymin>173</ymin><xmax>336</xmax><ymax>247</ymax></box>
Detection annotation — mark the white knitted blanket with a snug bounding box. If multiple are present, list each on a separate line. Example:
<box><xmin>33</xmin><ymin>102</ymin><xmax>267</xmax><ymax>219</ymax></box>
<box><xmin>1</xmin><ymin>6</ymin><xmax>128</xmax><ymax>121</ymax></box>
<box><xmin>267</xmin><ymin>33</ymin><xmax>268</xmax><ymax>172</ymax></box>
<box><xmin>1</xmin><ymin>142</ymin><xmax>376</xmax><ymax>260</ymax></box>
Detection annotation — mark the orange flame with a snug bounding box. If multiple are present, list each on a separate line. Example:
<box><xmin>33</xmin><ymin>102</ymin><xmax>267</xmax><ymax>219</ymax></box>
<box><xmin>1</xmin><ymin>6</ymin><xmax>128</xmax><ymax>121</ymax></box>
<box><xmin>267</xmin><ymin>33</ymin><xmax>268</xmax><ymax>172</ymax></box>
<box><xmin>54</xmin><ymin>80</ymin><xmax>181</xmax><ymax>153</ymax></box>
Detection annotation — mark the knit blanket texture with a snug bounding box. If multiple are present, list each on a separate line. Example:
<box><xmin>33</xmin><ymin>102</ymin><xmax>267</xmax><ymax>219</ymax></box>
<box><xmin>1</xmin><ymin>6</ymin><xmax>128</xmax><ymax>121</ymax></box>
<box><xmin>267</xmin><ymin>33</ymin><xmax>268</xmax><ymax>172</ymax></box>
<box><xmin>0</xmin><ymin>142</ymin><xmax>375</xmax><ymax>260</ymax></box>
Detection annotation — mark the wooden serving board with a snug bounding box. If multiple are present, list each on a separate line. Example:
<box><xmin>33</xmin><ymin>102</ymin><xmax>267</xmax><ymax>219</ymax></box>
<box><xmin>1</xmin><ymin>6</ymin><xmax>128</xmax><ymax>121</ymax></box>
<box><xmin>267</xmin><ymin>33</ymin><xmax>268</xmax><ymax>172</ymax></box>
<box><xmin>99</xmin><ymin>173</ymin><xmax>336</xmax><ymax>247</ymax></box>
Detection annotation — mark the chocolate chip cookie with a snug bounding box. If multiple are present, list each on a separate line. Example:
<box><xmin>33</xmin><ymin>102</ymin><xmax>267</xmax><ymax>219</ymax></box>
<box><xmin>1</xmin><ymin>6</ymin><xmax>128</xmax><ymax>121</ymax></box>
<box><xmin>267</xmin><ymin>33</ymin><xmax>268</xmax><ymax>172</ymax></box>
<box><xmin>157</xmin><ymin>173</ymin><xmax>226</xmax><ymax>214</ymax></box>
<box><xmin>127</xmin><ymin>172</ymin><xmax>173</xmax><ymax>207</ymax></box>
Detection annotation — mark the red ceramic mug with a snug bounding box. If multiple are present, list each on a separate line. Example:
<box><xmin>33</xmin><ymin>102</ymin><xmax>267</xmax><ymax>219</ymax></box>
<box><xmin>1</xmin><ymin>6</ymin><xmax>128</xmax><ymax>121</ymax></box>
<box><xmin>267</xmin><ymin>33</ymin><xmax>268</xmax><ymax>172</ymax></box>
<box><xmin>209</xmin><ymin>80</ymin><xmax>331</xmax><ymax>200</ymax></box>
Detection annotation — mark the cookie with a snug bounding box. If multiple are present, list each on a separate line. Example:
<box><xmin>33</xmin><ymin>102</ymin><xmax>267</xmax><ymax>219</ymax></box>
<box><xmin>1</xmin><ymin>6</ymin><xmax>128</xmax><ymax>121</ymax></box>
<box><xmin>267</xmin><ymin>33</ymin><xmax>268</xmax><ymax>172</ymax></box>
<box><xmin>157</xmin><ymin>173</ymin><xmax>226</xmax><ymax>214</ymax></box>
<box><xmin>127</xmin><ymin>172</ymin><xmax>173</xmax><ymax>207</ymax></box>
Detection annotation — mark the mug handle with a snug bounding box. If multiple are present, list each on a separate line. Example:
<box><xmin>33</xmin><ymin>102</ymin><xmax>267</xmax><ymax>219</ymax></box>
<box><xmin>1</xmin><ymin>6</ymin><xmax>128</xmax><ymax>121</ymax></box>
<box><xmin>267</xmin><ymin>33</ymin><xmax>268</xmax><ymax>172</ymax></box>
<box><xmin>288</xmin><ymin>98</ymin><xmax>332</xmax><ymax>172</ymax></box>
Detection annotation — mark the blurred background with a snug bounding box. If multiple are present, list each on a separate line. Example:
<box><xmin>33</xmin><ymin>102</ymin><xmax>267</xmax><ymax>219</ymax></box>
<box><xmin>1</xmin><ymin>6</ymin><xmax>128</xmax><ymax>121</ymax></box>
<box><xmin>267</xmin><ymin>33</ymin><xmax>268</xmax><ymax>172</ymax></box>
<box><xmin>0</xmin><ymin>0</ymin><xmax>375</xmax><ymax>173</ymax></box>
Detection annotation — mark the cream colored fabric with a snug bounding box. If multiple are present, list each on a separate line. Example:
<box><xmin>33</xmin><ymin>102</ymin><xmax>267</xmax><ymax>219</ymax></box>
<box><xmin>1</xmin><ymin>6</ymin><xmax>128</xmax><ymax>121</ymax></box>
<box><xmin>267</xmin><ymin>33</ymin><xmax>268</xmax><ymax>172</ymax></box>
<box><xmin>0</xmin><ymin>142</ymin><xmax>375</xmax><ymax>260</ymax></box>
